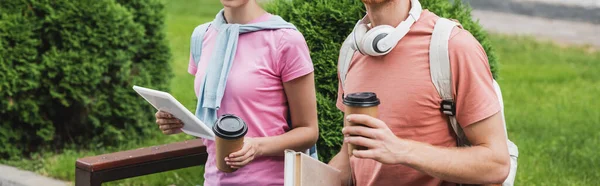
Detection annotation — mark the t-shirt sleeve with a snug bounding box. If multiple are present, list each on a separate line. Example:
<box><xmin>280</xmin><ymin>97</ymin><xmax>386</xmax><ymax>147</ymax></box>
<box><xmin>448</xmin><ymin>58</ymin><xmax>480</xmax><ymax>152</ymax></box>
<box><xmin>188</xmin><ymin>53</ymin><xmax>197</xmax><ymax>76</ymax></box>
<box><xmin>276</xmin><ymin>30</ymin><xmax>314</xmax><ymax>82</ymax></box>
<box><xmin>449</xmin><ymin>29</ymin><xmax>501</xmax><ymax>128</ymax></box>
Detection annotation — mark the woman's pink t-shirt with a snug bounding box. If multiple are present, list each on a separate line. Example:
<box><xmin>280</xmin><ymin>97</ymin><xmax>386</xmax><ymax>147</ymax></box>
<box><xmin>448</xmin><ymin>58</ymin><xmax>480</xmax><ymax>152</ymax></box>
<box><xmin>187</xmin><ymin>13</ymin><xmax>314</xmax><ymax>186</ymax></box>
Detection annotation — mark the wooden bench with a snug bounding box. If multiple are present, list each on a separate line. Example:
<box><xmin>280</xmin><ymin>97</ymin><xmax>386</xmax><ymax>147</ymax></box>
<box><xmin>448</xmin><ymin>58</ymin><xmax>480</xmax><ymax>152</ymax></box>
<box><xmin>75</xmin><ymin>139</ymin><xmax>208</xmax><ymax>186</ymax></box>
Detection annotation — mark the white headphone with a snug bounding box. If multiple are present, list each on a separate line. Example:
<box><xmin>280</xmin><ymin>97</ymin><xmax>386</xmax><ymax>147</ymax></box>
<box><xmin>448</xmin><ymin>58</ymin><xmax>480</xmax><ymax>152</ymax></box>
<box><xmin>351</xmin><ymin>0</ymin><xmax>422</xmax><ymax>56</ymax></box>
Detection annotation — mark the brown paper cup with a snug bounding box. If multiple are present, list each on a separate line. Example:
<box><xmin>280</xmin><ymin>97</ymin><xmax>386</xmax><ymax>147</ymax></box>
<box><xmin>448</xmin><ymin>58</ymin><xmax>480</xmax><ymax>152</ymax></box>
<box><xmin>215</xmin><ymin>137</ymin><xmax>245</xmax><ymax>173</ymax></box>
<box><xmin>212</xmin><ymin>114</ymin><xmax>248</xmax><ymax>173</ymax></box>
<box><xmin>344</xmin><ymin>106</ymin><xmax>379</xmax><ymax>155</ymax></box>
<box><xmin>343</xmin><ymin>92</ymin><xmax>380</xmax><ymax>156</ymax></box>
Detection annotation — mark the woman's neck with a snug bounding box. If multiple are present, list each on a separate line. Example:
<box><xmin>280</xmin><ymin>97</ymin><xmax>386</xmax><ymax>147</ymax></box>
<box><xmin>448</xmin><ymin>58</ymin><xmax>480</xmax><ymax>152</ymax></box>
<box><xmin>223</xmin><ymin>1</ymin><xmax>266</xmax><ymax>24</ymax></box>
<box><xmin>365</xmin><ymin>0</ymin><xmax>411</xmax><ymax>27</ymax></box>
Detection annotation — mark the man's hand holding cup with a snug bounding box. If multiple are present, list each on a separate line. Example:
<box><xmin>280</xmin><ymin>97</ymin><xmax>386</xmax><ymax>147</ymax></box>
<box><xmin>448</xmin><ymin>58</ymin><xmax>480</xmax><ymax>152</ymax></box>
<box><xmin>343</xmin><ymin>114</ymin><xmax>415</xmax><ymax>165</ymax></box>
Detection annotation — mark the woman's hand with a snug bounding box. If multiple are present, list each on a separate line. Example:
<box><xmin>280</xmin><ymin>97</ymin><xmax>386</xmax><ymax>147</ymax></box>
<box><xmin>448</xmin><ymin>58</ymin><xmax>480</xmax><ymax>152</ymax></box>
<box><xmin>225</xmin><ymin>137</ymin><xmax>262</xmax><ymax>169</ymax></box>
<box><xmin>155</xmin><ymin>110</ymin><xmax>184</xmax><ymax>135</ymax></box>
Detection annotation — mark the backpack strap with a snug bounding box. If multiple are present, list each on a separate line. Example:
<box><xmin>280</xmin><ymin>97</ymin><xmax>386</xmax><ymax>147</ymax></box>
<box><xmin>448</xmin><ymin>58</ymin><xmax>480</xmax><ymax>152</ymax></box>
<box><xmin>190</xmin><ymin>23</ymin><xmax>211</xmax><ymax>65</ymax></box>
<box><xmin>337</xmin><ymin>33</ymin><xmax>359</xmax><ymax>186</ymax></box>
<box><xmin>429</xmin><ymin>18</ymin><xmax>469</xmax><ymax>146</ymax></box>
<box><xmin>338</xmin><ymin>33</ymin><xmax>358</xmax><ymax>93</ymax></box>
<box><xmin>431</xmin><ymin>18</ymin><xmax>519</xmax><ymax>186</ymax></box>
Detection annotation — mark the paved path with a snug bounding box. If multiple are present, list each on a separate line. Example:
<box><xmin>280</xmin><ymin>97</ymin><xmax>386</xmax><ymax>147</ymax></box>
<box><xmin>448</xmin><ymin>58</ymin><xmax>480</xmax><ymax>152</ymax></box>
<box><xmin>0</xmin><ymin>164</ymin><xmax>68</xmax><ymax>186</ymax></box>
<box><xmin>471</xmin><ymin>10</ymin><xmax>600</xmax><ymax>47</ymax></box>
<box><xmin>459</xmin><ymin>0</ymin><xmax>600</xmax><ymax>24</ymax></box>
<box><xmin>462</xmin><ymin>0</ymin><xmax>600</xmax><ymax>47</ymax></box>
<box><xmin>514</xmin><ymin>0</ymin><xmax>600</xmax><ymax>8</ymax></box>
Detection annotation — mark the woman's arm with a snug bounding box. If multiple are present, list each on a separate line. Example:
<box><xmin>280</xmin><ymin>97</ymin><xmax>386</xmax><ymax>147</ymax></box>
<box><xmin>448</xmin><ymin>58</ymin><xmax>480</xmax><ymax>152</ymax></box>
<box><xmin>226</xmin><ymin>72</ymin><xmax>319</xmax><ymax>168</ymax></box>
<box><xmin>258</xmin><ymin>72</ymin><xmax>319</xmax><ymax>156</ymax></box>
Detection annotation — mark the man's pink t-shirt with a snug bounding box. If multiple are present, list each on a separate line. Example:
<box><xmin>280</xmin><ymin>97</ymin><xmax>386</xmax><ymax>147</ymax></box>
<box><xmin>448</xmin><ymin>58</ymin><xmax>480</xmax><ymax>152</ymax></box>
<box><xmin>336</xmin><ymin>10</ymin><xmax>501</xmax><ymax>186</ymax></box>
<box><xmin>188</xmin><ymin>13</ymin><xmax>314</xmax><ymax>186</ymax></box>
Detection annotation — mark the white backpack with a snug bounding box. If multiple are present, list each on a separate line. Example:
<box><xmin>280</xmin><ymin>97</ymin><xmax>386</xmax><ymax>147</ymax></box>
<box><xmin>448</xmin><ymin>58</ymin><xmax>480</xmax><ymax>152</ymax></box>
<box><xmin>338</xmin><ymin>18</ymin><xmax>518</xmax><ymax>186</ymax></box>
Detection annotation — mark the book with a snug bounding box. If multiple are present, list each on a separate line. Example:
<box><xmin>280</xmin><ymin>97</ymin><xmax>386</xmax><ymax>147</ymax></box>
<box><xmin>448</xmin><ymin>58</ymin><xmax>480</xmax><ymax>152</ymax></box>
<box><xmin>284</xmin><ymin>150</ymin><xmax>341</xmax><ymax>186</ymax></box>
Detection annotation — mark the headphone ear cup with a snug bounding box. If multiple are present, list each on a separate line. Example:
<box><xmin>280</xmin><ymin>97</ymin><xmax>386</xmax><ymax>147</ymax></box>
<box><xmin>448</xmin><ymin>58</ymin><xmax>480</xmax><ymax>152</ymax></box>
<box><xmin>361</xmin><ymin>25</ymin><xmax>395</xmax><ymax>56</ymax></box>
<box><xmin>353</xmin><ymin>24</ymin><xmax>369</xmax><ymax>54</ymax></box>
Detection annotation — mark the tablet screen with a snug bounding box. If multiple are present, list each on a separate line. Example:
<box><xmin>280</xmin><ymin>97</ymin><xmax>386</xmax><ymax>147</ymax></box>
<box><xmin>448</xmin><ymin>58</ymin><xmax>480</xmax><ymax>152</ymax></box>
<box><xmin>133</xmin><ymin>85</ymin><xmax>215</xmax><ymax>140</ymax></box>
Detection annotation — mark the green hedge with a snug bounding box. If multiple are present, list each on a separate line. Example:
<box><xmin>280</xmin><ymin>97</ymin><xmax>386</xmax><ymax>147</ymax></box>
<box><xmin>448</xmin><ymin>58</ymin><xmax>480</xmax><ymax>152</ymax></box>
<box><xmin>0</xmin><ymin>0</ymin><xmax>171</xmax><ymax>158</ymax></box>
<box><xmin>266</xmin><ymin>0</ymin><xmax>498</xmax><ymax>162</ymax></box>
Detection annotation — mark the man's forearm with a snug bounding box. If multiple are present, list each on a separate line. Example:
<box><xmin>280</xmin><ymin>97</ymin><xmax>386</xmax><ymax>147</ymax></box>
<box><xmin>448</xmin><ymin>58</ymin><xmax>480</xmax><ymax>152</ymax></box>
<box><xmin>403</xmin><ymin>141</ymin><xmax>510</xmax><ymax>184</ymax></box>
<box><xmin>329</xmin><ymin>150</ymin><xmax>352</xmax><ymax>186</ymax></box>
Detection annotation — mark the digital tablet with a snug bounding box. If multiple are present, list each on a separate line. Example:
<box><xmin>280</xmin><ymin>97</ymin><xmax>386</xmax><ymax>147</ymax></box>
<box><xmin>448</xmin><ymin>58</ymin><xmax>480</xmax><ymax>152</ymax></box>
<box><xmin>132</xmin><ymin>85</ymin><xmax>215</xmax><ymax>140</ymax></box>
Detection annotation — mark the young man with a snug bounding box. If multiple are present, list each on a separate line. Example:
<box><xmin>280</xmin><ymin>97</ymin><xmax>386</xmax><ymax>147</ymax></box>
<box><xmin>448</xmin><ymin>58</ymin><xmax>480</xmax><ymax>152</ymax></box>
<box><xmin>328</xmin><ymin>0</ymin><xmax>510</xmax><ymax>185</ymax></box>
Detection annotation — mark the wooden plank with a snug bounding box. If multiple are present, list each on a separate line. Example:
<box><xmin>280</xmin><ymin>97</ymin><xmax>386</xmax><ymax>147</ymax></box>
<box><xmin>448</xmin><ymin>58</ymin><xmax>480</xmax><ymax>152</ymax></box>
<box><xmin>76</xmin><ymin>139</ymin><xmax>205</xmax><ymax>172</ymax></box>
<box><xmin>89</xmin><ymin>152</ymin><xmax>207</xmax><ymax>184</ymax></box>
<box><xmin>75</xmin><ymin>168</ymin><xmax>101</xmax><ymax>186</ymax></box>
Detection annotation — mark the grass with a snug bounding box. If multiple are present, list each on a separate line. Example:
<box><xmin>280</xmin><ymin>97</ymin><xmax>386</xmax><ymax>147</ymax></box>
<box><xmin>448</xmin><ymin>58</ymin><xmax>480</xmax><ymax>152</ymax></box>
<box><xmin>1</xmin><ymin>0</ymin><xmax>599</xmax><ymax>185</ymax></box>
<box><xmin>166</xmin><ymin>0</ymin><xmax>222</xmax><ymax>110</ymax></box>
<box><xmin>492</xmin><ymin>35</ymin><xmax>600</xmax><ymax>185</ymax></box>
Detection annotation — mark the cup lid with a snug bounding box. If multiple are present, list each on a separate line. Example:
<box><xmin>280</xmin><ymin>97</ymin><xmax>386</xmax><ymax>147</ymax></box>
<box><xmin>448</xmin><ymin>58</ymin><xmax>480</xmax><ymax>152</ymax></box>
<box><xmin>343</xmin><ymin>92</ymin><xmax>380</xmax><ymax>107</ymax></box>
<box><xmin>213</xmin><ymin>114</ymin><xmax>248</xmax><ymax>139</ymax></box>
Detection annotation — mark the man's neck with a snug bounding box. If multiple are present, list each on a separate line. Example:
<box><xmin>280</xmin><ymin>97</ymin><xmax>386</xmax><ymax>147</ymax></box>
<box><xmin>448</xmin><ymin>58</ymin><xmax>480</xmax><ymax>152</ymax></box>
<box><xmin>365</xmin><ymin>0</ymin><xmax>411</xmax><ymax>27</ymax></box>
<box><xmin>224</xmin><ymin>1</ymin><xmax>266</xmax><ymax>24</ymax></box>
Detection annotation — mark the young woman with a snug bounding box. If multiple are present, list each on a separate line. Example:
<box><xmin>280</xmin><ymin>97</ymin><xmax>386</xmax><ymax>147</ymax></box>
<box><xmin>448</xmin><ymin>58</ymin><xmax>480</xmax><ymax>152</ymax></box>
<box><xmin>155</xmin><ymin>0</ymin><xmax>318</xmax><ymax>185</ymax></box>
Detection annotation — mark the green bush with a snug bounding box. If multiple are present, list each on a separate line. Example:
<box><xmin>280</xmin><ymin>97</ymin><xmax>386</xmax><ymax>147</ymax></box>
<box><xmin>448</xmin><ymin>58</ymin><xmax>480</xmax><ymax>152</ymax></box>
<box><xmin>266</xmin><ymin>0</ymin><xmax>498</xmax><ymax>162</ymax></box>
<box><xmin>0</xmin><ymin>0</ymin><xmax>171</xmax><ymax>158</ymax></box>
